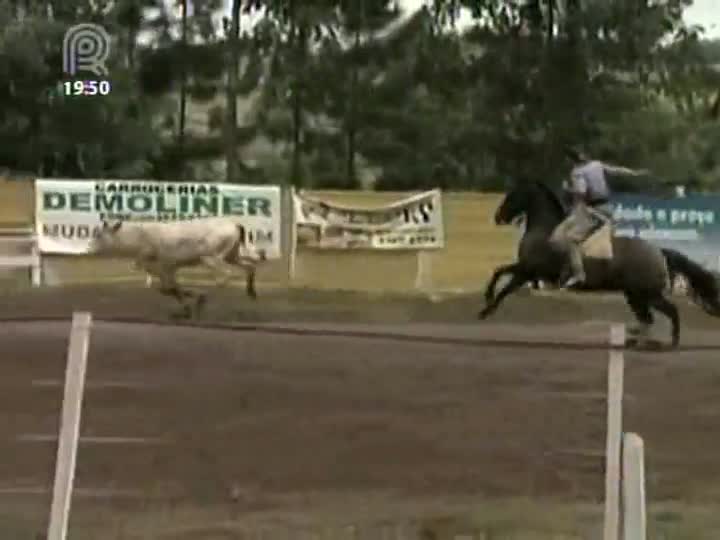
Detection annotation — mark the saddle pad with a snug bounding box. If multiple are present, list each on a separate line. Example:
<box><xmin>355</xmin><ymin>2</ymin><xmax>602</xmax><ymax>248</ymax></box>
<box><xmin>582</xmin><ymin>223</ymin><xmax>613</xmax><ymax>259</ymax></box>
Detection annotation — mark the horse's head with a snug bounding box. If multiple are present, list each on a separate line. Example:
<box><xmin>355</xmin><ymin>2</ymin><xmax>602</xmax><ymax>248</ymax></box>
<box><xmin>494</xmin><ymin>181</ymin><xmax>567</xmax><ymax>227</ymax></box>
<box><xmin>88</xmin><ymin>220</ymin><xmax>124</xmax><ymax>254</ymax></box>
<box><xmin>494</xmin><ymin>183</ymin><xmax>535</xmax><ymax>225</ymax></box>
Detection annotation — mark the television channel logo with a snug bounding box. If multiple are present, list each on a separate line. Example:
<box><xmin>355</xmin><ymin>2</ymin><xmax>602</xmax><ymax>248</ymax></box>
<box><xmin>62</xmin><ymin>23</ymin><xmax>111</xmax><ymax>77</ymax></box>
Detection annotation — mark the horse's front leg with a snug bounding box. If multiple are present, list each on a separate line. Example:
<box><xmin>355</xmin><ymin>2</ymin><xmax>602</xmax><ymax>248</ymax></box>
<box><xmin>478</xmin><ymin>272</ymin><xmax>529</xmax><ymax>320</ymax></box>
<box><xmin>484</xmin><ymin>263</ymin><xmax>520</xmax><ymax>302</ymax></box>
<box><xmin>243</xmin><ymin>264</ymin><xmax>257</xmax><ymax>299</ymax></box>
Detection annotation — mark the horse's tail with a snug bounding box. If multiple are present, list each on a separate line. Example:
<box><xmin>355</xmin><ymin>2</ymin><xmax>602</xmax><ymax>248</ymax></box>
<box><xmin>662</xmin><ymin>248</ymin><xmax>720</xmax><ymax>316</ymax></box>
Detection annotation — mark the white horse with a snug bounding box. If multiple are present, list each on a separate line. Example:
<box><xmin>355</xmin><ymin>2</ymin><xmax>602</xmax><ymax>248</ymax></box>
<box><xmin>89</xmin><ymin>217</ymin><xmax>267</xmax><ymax>317</ymax></box>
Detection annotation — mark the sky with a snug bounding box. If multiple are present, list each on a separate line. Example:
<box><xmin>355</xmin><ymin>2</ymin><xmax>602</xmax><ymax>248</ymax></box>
<box><xmin>206</xmin><ymin>0</ymin><xmax>720</xmax><ymax>40</ymax></box>
<box><xmin>683</xmin><ymin>0</ymin><xmax>720</xmax><ymax>38</ymax></box>
<box><xmin>400</xmin><ymin>0</ymin><xmax>720</xmax><ymax>38</ymax></box>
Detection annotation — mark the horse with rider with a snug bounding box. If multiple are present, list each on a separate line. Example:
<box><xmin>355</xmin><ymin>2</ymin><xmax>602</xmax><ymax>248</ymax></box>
<box><xmin>481</xmin><ymin>145</ymin><xmax>720</xmax><ymax>348</ymax></box>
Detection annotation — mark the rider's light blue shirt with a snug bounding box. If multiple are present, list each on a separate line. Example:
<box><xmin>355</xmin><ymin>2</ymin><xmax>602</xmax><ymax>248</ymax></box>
<box><xmin>570</xmin><ymin>160</ymin><xmax>610</xmax><ymax>202</ymax></box>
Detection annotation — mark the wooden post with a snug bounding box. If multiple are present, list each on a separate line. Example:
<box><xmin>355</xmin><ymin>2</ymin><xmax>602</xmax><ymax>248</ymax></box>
<box><xmin>604</xmin><ymin>324</ymin><xmax>625</xmax><ymax>540</ymax></box>
<box><xmin>46</xmin><ymin>312</ymin><xmax>93</xmax><ymax>540</ymax></box>
<box><xmin>622</xmin><ymin>432</ymin><xmax>647</xmax><ymax>540</ymax></box>
<box><xmin>414</xmin><ymin>250</ymin><xmax>432</xmax><ymax>291</ymax></box>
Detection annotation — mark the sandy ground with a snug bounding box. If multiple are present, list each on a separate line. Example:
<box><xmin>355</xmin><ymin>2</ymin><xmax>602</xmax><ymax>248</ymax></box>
<box><xmin>1</xmin><ymin>284</ymin><xmax>720</xmax><ymax>538</ymax></box>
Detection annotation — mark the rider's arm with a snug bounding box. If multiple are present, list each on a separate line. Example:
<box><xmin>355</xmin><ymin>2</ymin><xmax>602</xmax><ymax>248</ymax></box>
<box><xmin>601</xmin><ymin>163</ymin><xmax>650</xmax><ymax>176</ymax></box>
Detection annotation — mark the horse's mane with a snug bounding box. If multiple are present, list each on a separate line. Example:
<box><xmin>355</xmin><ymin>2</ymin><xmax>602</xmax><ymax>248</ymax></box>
<box><xmin>533</xmin><ymin>180</ymin><xmax>568</xmax><ymax>219</ymax></box>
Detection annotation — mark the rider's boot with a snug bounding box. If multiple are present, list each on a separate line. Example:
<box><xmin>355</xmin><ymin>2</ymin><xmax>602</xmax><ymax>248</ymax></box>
<box><xmin>560</xmin><ymin>243</ymin><xmax>586</xmax><ymax>289</ymax></box>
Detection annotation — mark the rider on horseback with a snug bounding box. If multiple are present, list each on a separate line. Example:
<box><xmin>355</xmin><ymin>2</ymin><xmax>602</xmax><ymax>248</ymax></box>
<box><xmin>551</xmin><ymin>146</ymin><xmax>650</xmax><ymax>289</ymax></box>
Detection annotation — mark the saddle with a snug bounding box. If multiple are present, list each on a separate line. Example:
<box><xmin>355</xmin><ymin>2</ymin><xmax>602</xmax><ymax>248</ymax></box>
<box><xmin>581</xmin><ymin>214</ymin><xmax>613</xmax><ymax>260</ymax></box>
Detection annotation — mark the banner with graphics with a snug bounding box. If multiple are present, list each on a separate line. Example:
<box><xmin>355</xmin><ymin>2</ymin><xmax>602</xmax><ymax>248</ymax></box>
<box><xmin>611</xmin><ymin>193</ymin><xmax>720</xmax><ymax>271</ymax></box>
<box><xmin>293</xmin><ymin>189</ymin><xmax>444</xmax><ymax>250</ymax></box>
<box><xmin>35</xmin><ymin>179</ymin><xmax>282</xmax><ymax>258</ymax></box>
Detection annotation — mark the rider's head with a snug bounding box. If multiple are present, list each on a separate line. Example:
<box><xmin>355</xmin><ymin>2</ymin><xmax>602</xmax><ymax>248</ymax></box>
<box><xmin>564</xmin><ymin>146</ymin><xmax>587</xmax><ymax>164</ymax></box>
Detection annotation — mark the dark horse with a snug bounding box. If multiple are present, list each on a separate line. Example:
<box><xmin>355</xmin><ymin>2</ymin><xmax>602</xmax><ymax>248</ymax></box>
<box><xmin>479</xmin><ymin>181</ymin><xmax>720</xmax><ymax>347</ymax></box>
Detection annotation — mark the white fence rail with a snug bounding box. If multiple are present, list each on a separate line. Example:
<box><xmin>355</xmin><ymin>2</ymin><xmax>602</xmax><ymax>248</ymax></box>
<box><xmin>35</xmin><ymin>317</ymin><xmax>648</xmax><ymax>540</ymax></box>
<box><xmin>0</xmin><ymin>227</ymin><xmax>42</xmax><ymax>286</ymax></box>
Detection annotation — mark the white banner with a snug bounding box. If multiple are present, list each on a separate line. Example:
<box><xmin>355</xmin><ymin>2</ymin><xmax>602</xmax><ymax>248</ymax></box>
<box><xmin>293</xmin><ymin>189</ymin><xmax>444</xmax><ymax>250</ymax></box>
<box><xmin>35</xmin><ymin>179</ymin><xmax>283</xmax><ymax>258</ymax></box>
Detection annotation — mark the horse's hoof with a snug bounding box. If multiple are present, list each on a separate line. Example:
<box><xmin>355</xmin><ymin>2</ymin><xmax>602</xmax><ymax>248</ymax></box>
<box><xmin>181</xmin><ymin>304</ymin><xmax>194</xmax><ymax>319</ymax></box>
<box><xmin>191</xmin><ymin>295</ymin><xmax>207</xmax><ymax>319</ymax></box>
<box><xmin>248</xmin><ymin>290</ymin><xmax>258</xmax><ymax>300</ymax></box>
<box><xmin>170</xmin><ymin>310</ymin><xmax>190</xmax><ymax>321</ymax></box>
<box><xmin>627</xmin><ymin>337</ymin><xmax>663</xmax><ymax>351</ymax></box>
<box><xmin>478</xmin><ymin>309</ymin><xmax>490</xmax><ymax>320</ymax></box>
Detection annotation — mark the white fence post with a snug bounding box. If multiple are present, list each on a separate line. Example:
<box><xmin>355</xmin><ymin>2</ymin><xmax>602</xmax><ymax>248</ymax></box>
<box><xmin>414</xmin><ymin>250</ymin><xmax>432</xmax><ymax>291</ymax></box>
<box><xmin>288</xmin><ymin>186</ymin><xmax>298</xmax><ymax>284</ymax></box>
<box><xmin>604</xmin><ymin>324</ymin><xmax>625</xmax><ymax>540</ymax></box>
<box><xmin>30</xmin><ymin>243</ymin><xmax>42</xmax><ymax>286</ymax></box>
<box><xmin>622</xmin><ymin>432</ymin><xmax>647</xmax><ymax>540</ymax></box>
<box><xmin>46</xmin><ymin>312</ymin><xmax>93</xmax><ymax>540</ymax></box>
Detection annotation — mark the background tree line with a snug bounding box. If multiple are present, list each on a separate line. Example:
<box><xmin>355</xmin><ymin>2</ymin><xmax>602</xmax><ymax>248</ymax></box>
<box><xmin>1</xmin><ymin>0</ymin><xmax>719</xmax><ymax>193</ymax></box>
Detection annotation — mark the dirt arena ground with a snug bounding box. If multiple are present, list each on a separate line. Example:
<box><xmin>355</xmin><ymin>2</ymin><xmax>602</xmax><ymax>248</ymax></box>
<box><xmin>1</xmin><ymin>284</ymin><xmax>720</xmax><ymax>539</ymax></box>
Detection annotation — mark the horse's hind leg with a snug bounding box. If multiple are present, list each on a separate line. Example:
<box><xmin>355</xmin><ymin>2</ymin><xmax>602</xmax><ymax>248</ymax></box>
<box><xmin>159</xmin><ymin>286</ymin><xmax>194</xmax><ymax>319</ymax></box>
<box><xmin>624</xmin><ymin>291</ymin><xmax>654</xmax><ymax>339</ymax></box>
<box><xmin>649</xmin><ymin>293</ymin><xmax>680</xmax><ymax>348</ymax></box>
<box><xmin>157</xmin><ymin>271</ymin><xmax>197</xmax><ymax>319</ymax></box>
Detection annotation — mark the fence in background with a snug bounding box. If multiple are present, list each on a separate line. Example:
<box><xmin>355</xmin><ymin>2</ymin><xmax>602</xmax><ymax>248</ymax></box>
<box><xmin>0</xmin><ymin>182</ymin><xmax>517</xmax><ymax>292</ymax></box>
<box><xmin>0</xmin><ymin>226</ymin><xmax>42</xmax><ymax>286</ymax></box>
<box><xmin>0</xmin><ymin>184</ymin><xmax>701</xmax><ymax>304</ymax></box>
<box><xmin>4</xmin><ymin>176</ymin><xmax>720</xmax><ymax>294</ymax></box>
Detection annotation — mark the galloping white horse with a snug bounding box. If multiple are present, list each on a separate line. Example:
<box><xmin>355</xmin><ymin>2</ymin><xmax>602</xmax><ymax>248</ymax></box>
<box><xmin>89</xmin><ymin>217</ymin><xmax>266</xmax><ymax>317</ymax></box>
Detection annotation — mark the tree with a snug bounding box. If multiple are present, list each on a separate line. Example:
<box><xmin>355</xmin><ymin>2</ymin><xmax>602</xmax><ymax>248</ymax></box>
<box><xmin>0</xmin><ymin>0</ymin><xmax>716</xmax><ymax>191</ymax></box>
<box><xmin>0</xmin><ymin>0</ymin><xmax>167</xmax><ymax>177</ymax></box>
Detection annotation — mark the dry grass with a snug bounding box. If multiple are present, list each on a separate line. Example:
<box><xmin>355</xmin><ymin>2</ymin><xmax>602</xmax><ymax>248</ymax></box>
<box><xmin>0</xmin><ymin>176</ymin><xmax>33</xmax><ymax>226</ymax></box>
<box><xmin>0</xmin><ymin>180</ymin><xmax>517</xmax><ymax>291</ymax></box>
<box><xmin>3</xmin><ymin>498</ymin><xmax>720</xmax><ymax>539</ymax></box>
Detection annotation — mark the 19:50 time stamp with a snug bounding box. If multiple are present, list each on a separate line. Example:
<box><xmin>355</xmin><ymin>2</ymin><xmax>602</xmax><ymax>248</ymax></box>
<box><xmin>60</xmin><ymin>80</ymin><xmax>112</xmax><ymax>97</ymax></box>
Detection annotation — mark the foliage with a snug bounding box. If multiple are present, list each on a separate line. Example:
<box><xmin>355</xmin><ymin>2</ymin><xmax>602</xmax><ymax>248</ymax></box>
<box><xmin>0</xmin><ymin>0</ymin><xmax>718</xmax><ymax>191</ymax></box>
